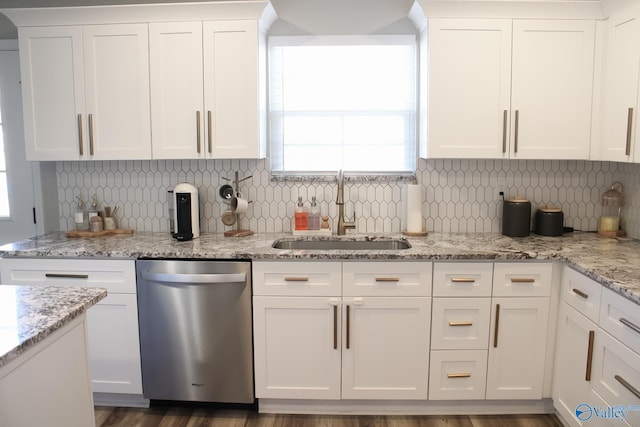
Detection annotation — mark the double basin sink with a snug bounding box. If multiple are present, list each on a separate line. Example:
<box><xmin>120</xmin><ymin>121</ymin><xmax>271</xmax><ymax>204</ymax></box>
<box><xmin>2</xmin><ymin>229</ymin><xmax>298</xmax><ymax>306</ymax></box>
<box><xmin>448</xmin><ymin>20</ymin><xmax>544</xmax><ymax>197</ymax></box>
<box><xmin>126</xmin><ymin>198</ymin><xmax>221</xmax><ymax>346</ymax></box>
<box><xmin>272</xmin><ymin>238</ymin><xmax>411</xmax><ymax>251</ymax></box>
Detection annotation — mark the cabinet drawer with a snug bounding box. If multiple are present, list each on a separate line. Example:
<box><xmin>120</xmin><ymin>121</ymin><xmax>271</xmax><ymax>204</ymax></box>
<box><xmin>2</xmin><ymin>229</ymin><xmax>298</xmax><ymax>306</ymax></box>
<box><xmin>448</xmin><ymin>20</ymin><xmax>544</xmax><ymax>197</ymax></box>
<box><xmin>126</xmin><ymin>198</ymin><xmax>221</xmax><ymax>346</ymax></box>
<box><xmin>252</xmin><ymin>261</ymin><xmax>341</xmax><ymax>296</ymax></box>
<box><xmin>0</xmin><ymin>258</ymin><xmax>136</xmax><ymax>294</ymax></box>
<box><xmin>428</xmin><ymin>350</ymin><xmax>488</xmax><ymax>400</ymax></box>
<box><xmin>592</xmin><ymin>330</ymin><xmax>640</xmax><ymax>427</ymax></box>
<box><xmin>599</xmin><ymin>288</ymin><xmax>640</xmax><ymax>355</ymax></box>
<box><xmin>433</xmin><ymin>262</ymin><xmax>493</xmax><ymax>297</ymax></box>
<box><xmin>431</xmin><ymin>298</ymin><xmax>491</xmax><ymax>350</ymax></box>
<box><xmin>492</xmin><ymin>262</ymin><xmax>552</xmax><ymax>297</ymax></box>
<box><xmin>342</xmin><ymin>261</ymin><xmax>432</xmax><ymax>297</ymax></box>
<box><xmin>561</xmin><ymin>266</ymin><xmax>602</xmax><ymax>323</ymax></box>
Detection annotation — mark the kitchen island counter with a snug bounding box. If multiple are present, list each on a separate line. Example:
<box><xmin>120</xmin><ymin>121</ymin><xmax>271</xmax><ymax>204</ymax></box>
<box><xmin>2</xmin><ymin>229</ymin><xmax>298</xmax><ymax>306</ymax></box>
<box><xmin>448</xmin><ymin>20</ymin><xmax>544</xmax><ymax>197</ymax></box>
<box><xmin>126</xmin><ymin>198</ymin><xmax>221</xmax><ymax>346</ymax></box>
<box><xmin>0</xmin><ymin>231</ymin><xmax>639</xmax><ymax>305</ymax></box>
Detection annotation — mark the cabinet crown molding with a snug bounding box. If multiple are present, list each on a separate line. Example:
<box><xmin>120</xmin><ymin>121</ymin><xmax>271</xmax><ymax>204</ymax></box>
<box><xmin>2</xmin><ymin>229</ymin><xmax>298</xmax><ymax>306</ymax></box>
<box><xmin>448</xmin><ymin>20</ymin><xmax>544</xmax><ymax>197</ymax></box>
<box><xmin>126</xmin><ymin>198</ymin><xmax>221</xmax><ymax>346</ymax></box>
<box><xmin>1</xmin><ymin>1</ymin><xmax>276</xmax><ymax>27</ymax></box>
<box><xmin>414</xmin><ymin>0</ymin><xmax>605</xmax><ymax>19</ymax></box>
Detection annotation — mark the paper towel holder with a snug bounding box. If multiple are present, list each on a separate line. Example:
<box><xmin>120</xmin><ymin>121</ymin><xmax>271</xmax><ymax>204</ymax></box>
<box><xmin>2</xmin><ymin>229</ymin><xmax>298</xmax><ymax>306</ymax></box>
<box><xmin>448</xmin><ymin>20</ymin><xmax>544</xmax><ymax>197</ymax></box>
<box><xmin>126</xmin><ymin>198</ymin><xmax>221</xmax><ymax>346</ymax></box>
<box><xmin>402</xmin><ymin>230</ymin><xmax>428</xmax><ymax>237</ymax></box>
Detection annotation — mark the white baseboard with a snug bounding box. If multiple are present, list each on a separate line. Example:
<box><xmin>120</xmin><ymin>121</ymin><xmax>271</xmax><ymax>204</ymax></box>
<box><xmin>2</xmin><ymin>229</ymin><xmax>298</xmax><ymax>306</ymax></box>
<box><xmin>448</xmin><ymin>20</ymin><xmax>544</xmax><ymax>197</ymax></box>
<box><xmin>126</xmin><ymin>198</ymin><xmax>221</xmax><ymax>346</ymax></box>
<box><xmin>258</xmin><ymin>398</ymin><xmax>556</xmax><ymax>416</ymax></box>
<box><xmin>93</xmin><ymin>392</ymin><xmax>150</xmax><ymax>408</ymax></box>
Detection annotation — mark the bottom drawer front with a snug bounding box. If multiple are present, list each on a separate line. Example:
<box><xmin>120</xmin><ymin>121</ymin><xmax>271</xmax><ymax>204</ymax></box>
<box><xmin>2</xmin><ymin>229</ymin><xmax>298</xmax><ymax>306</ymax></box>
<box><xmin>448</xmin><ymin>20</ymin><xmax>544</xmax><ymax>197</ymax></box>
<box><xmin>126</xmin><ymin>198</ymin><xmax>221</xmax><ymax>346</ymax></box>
<box><xmin>429</xmin><ymin>350</ymin><xmax>487</xmax><ymax>400</ymax></box>
<box><xmin>593</xmin><ymin>331</ymin><xmax>640</xmax><ymax>427</ymax></box>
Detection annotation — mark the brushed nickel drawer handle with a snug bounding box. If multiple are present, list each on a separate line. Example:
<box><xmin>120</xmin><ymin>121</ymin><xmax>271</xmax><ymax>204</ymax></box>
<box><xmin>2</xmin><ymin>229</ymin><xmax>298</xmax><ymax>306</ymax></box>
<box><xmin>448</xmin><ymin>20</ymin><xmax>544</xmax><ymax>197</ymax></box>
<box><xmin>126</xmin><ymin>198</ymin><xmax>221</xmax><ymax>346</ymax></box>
<box><xmin>88</xmin><ymin>113</ymin><xmax>95</xmax><ymax>156</ymax></box>
<box><xmin>514</xmin><ymin>110</ymin><xmax>520</xmax><ymax>153</ymax></box>
<box><xmin>451</xmin><ymin>278</ymin><xmax>476</xmax><ymax>283</ymax></box>
<box><xmin>620</xmin><ymin>318</ymin><xmax>640</xmax><ymax>335</ymax></box>
<box><xmin>333</xmin><ymin>304</ymin><xmax>338</xmax><ymax>350</ymax></box>
<box><xmin>45</xmin><ymin>273</ymin><xmax>89</xmax><ymax>279</ymax></box>
<box><xmin>511</xmin><ymin>278</ymin><xmax>535</xmax><ymax>283</ymax></box>
<box><xmin>375</xmin><ymin>277</ymin><xmax>400</xmax><ymax>282</ymax></box>
<box><xmin>614</xmin><ymin>374</ymin><xmax>640</xmax><ymax>400</ymax></box>
<box><xmin>449</xmin><ymin>321</ymin><xmax>473</xmax><ymax>327</ymax></box>
<box><xmin>346</xmin><ymin>304</ymin><xmax>351</xmax><ymax>350</ymax></box>
<box><xmin>572</xmin><ymin>288</ymin><xmax>589</xmax><ymax>299</ymax></box>
<box><xmin>284</xmin><ymin>277</ymin><xmax>308</xmax><ymax>282</ymax></box>
<box><xmin>585</xmin><ymin>330</ymin><xmax>595</xmax><ymax>381</ymax></box>
<box><xmin>626</xmin><ymin>107</ymin><xmax>633</xmax><ymax>156</ymax></box>
<box><xmin>207</xmin><ymin>110</ymin><xmax>213</xmax><ymax>154</ymax></box>
<box><xmin>77</xmin><ymin>114</ymin><xmax>84</xmax><ymax>156</ymax></box>
<box><xmin>447</xmin><ymin>373</ymin><xmax>471</xmax><ymax>378</ymax></box>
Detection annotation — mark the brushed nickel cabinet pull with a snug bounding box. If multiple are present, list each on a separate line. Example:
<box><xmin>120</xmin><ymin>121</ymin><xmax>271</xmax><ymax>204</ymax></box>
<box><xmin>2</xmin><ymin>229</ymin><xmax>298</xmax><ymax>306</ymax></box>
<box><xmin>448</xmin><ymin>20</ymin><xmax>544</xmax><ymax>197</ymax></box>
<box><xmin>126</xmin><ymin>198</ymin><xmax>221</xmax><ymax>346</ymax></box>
<box><xmin>449</xmin><ymin>321</ymin><xmax>473</xmax><ymax>327</ymax></box>
<box><xmin>375</xmin><ymin>277</ymin><xmax>400</xmax><ymax>282</ymax></box>
<box><xmin>196</xmin><ymin>111</ymin><xmax>202</xmax><ymax>154</ymax></box>
<box><xmin>346</xmin><ymin>304</ymin><xmax>351</xmax><ymax>349</ymax></box>
<box><xmin>626</xmin><ymin>107</ymin><xmax>633</xmax><ymax>156</ymax></box>
<box><xmin>572</xmin><ymin>288</ymin><xmax>589</xmax><ymax>299</ymax></box>
<box><xmin>45</xmin><ymin>273</ymin><xmax>89</xmax><ymax>279</ymax></box>
<box><xmin>77</xmin><ymin>114</ymin><xmax>84</xmax><ymax>156</ymax></box>
<box><xmin>502</xmin><ymin>109</ymin><xmax>508</xmax><ymax>153</ymax></box>
<box><xmin>88</xmin><ymin>113</ymin><xmax>95</xmax><ymax>156</ymax></box>
<box><xmin>447</xmin><ymin>373</ymin><xmax>471</xmax><ymax>379</ymax></box>
<box><xmin>333</xmin><ymin>304</ymin><xmax>338</xmax><ymax>350</ymax></box>
<box><xmin>511</xmin><ymin>278</ymin><xmax>535</xmax><ymax>283</ymax></box>
<box><xmin>207</xmin><ymin>110</ymin><xmax>212</xmax><ymax>154</ymax></box>
<box><xmin>451</xmin><ymin>278</ymin><xmax>476</xmax><ymax>283</ymax></box>
<box><xmin>493</xmin><ymin>303</ymin><xmax>500</xmax><ymax>348</ymax></box>
<box><xmin>284</xmin><ymin>277</ymin><xmax>308</xmax><ymax>282</ymax></box>
<box><xmin>620</xmin><ymin>318</ymin><xmax>640</xmax><ymax>335</ymax></box>
<box><xmin>514</xmin><ymin>110</ymin><xmax>520</xmax><ymax>153</ymax></box>
<box><xmin>614</xmin><ymin>374</ymin><xmax>640</xmax><ymax>400</ymax></box>
<box><xmin>585</xmin><ymin>330</ymin><xmax>595</xmax><ymax>381</ymax></box>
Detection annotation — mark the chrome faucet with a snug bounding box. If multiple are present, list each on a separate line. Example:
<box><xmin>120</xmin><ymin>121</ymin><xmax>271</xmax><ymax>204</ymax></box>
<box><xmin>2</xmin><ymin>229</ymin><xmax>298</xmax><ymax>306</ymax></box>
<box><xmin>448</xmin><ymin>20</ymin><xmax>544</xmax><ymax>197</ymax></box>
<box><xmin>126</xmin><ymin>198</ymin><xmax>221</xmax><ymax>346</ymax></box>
<box><xmin>336</xmin><ymin>170</ymin><xmax>356</xmax><ymax>235</ymax></box>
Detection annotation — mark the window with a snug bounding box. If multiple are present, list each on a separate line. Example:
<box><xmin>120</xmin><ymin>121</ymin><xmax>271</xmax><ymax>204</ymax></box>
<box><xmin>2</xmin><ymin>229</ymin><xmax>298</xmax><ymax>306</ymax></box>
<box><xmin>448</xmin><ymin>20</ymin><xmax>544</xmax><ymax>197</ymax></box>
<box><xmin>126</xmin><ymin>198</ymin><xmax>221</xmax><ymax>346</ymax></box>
<box><xmin>269</xmin><ymin>36</ymin><xmax>417</xmax><ymax>175</ymax></box>
<box><xmin>0</xmin><ymin>102</ymin><xmax>9</xmax><ymax>217</ymax></box>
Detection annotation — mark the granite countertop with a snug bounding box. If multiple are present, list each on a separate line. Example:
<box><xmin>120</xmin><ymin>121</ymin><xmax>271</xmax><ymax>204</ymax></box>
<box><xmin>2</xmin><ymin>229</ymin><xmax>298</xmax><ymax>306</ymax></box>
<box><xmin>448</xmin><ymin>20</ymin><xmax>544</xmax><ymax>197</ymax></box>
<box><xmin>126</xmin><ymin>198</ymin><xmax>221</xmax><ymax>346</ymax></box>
<box><xmin>1</xmin><ymin>231</ymin><xmax>639</xmax><ymax>305</ymax></box>
<box><xmin>0</xmin><ymin>285</ymin><xmax>107</xmax><ymax>369</ymax></box>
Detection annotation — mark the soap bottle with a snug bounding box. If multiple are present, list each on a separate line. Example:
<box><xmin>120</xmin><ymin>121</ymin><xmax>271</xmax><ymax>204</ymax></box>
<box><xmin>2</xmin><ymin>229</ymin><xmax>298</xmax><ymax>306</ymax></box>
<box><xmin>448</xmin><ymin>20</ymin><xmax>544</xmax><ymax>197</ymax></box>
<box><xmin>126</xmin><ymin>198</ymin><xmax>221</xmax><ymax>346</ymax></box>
<box><xmin>88</xmin><ymin>195</ymin><xmax>100</xmax><ymax>220</ymax></box>
<box><xmin>74</xmin><ymin>196</ymin><xmax>89</xmax><ymax>230</ymax></box>
<box><xmin>308</xmin><ymin>196</ymin><xmax>320</xmax><ymax>230</ymax></box>
<box><xmin>294</xmin><ymin>196</ymin><xmax>308</xmax><ymax>230</ymax></box>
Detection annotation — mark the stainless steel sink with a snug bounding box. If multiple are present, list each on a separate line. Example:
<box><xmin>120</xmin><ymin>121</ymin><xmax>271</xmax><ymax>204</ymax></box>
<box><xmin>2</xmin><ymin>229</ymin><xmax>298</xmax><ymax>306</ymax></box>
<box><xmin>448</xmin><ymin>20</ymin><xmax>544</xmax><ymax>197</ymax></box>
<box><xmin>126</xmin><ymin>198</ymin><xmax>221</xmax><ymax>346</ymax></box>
<box><xmin>272</xmin><ymin>238</ymin><xmax>411</xmax><ymax>250</ymax></box>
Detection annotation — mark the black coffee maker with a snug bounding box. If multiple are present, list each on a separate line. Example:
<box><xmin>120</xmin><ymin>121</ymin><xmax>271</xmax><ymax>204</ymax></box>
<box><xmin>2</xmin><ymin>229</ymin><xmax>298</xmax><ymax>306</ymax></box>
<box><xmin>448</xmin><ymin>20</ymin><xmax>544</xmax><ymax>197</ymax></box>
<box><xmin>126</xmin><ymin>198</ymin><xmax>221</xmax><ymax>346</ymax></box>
<box><xmin>172</xmin><ymin>183</ymin><xmax>200</xmax><ymax>241</ymax></box>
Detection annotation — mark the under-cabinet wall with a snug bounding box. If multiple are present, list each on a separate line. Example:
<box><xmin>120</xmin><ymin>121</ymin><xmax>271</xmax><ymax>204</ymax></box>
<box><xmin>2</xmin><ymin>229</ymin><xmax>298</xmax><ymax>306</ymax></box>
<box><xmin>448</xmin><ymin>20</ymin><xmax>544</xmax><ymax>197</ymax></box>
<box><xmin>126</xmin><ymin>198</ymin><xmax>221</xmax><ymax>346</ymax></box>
<box><xmin>55</xmin><ymin>158</ymin><xmax>640</xmax><ymax>238</ymax></box>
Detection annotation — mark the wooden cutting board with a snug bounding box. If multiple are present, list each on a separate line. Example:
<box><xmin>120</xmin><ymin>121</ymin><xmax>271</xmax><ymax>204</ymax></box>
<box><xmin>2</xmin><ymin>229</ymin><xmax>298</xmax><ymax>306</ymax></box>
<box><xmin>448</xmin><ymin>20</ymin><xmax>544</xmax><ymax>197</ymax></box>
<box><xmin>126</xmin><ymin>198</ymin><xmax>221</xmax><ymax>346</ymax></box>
<box><xmin>65</xmin><ymin>229</ymin><xmax>134</xmax><ymax>238</ymax></box>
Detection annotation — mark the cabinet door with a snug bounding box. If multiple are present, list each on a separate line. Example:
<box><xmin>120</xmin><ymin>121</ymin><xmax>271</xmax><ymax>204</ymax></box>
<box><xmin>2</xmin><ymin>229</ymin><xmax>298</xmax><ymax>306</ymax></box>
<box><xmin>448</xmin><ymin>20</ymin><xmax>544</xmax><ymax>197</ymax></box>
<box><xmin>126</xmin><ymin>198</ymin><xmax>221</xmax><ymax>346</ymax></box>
<box><xmin>83</xmin><ymin>24</ymin><xmax>151</xmax><ymax>160</ymax></box>
<box><xmin>553</xmin><ymin>303</ymin><xmax>598</xmax><ymax>427</ymax></box>
<box><xmin>600</xmin><ymin>10</ymin><xmax>640</xmax><ymax>162</ymax></box>
<box><xmin>87</xmin><ymin>293</ymin><xmax>142</xmax><ymax>394</ymax></box>
<box><xmin>511</xmin><ymin>20</ymin><xmax>595</xmax><ymax>159</ymax></box>
<box><xmin>149</xmin><ymin>21</ymin><xmax>205</xmax><ymax>159</ymax></box>
<box><xmin>253</xmin><ymin>296</ymin><xmax>341</xmax><ymax>399</ymax></box>
<box><xmin>203</xmin><ymin>20</ymin><xmax>264</xmax><ymax>159</ymax></box>
<box><xmin>486</xmin><ymin>297</ymin><xmax>549</xmax><ymax>400</ymax></box>
<box><xmin>341</xmin><ymin>297</ymin><xmax>430</xmax><ymax>400</ymax></box>
<box><xmin>18</xmin><ymin>26</ymin><xmax>86</xmax><ymax>161</ymax></box>
<box><xmin>427</xmin><ymin>19</ymin><xmax>512</xmax><ymax>159</ymax></box>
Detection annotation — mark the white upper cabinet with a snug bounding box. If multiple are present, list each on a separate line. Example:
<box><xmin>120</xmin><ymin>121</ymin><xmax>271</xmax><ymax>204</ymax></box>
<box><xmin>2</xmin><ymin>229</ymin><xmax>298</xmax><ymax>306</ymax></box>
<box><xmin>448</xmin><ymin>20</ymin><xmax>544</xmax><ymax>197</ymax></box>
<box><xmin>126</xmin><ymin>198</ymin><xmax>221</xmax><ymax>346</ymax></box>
<box><xmin>19</xmin><ymin>24</ymin><xmax>151</xmax><ymax>161</ymax></box>
<box><xmin>150</xmin><ymin>19</ymin><xmax>266</xmax><ymax>159</ymax></box>
<box><xmin>427</xmin><ymin>19</ymin><xmax>512</xmax><ymax>159</ymax></box>
<box><xmin>511</xmin><ymin>20</ymin><xmax>595</xmax><ymax>160</ymax></box>
<box><xmin>425</xmin><ymin>18</ymin><xmax>596</xmax><ymax>160</ymax></box>
<box><xmin>599</xmin><ymin>8</ymin><xmax>640</xmax><ymax>162</ymax></box>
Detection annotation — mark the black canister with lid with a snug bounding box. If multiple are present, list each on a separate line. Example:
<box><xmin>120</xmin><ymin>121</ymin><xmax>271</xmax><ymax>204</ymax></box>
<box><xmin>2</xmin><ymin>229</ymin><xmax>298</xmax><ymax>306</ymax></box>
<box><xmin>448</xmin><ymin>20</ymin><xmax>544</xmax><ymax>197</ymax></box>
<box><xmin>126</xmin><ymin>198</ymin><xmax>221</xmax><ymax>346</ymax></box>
<box><xmin>502</xmin><ymin>196</ymin><xmax>531</xmax><ymax>237</ymax></box>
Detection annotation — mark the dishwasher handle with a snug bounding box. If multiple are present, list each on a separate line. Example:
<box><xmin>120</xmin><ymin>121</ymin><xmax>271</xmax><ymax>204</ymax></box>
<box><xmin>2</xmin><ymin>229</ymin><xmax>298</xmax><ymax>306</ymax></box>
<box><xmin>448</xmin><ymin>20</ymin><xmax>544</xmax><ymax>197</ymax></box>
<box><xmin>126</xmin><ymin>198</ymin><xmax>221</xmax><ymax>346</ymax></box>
<box><xmin>141</xmin><ymin>271</ymin><xmax>246</xmax><ymax>284</ymax></box>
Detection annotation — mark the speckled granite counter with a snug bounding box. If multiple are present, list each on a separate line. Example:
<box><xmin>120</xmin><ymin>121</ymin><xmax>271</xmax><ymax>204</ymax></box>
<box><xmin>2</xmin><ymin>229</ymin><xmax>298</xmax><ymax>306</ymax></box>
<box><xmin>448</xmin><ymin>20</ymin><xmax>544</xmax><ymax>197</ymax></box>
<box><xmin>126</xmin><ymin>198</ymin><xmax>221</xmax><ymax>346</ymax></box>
<box><xmin>0</xmin><ymin>285</ymin><xmax>107</xmax><ymax>368</ymax></box>
<box><xmin>0</xmin><ymin>231</ymin><xmax>639</xmax><ymax>305</ymax></box>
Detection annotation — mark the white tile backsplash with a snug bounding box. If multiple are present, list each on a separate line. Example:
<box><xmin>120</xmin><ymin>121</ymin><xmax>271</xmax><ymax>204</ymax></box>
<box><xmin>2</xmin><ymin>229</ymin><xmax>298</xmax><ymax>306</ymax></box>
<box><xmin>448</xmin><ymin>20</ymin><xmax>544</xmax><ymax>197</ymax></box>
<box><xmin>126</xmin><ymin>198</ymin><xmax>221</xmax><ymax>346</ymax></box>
<box><xmin>56</xmin><ymin>158</ymin><xmax>640</xmax><ymax>239</ymax></box>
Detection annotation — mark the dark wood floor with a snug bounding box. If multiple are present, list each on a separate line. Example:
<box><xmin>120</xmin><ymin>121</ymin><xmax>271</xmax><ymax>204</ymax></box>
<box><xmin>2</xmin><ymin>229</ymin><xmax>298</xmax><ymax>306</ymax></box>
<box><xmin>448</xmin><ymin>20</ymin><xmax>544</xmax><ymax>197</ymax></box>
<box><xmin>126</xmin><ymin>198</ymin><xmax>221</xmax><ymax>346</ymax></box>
<box><xmin>95</xmin><ymin>404</ymin><xmax>565</xmax><ymax>427</ymax></box>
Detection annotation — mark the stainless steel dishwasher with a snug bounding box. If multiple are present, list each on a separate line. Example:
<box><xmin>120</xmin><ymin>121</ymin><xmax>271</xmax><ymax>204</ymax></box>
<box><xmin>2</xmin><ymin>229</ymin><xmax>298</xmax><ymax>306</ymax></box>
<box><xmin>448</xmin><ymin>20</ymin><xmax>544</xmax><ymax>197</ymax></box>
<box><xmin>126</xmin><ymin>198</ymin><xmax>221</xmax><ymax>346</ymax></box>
<box><xmin>136</xmin><ymin>259</ymin><xmax>254</xmax><ymax>403</ymax></box>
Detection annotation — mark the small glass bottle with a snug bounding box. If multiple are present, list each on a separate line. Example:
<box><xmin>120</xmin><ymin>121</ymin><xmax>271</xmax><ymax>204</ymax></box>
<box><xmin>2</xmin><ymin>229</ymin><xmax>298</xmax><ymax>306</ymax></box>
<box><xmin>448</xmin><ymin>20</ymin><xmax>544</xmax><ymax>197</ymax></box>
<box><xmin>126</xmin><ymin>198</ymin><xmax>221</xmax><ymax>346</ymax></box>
<box><xmin>88</xmin><ymin>195</ymin><xmax>100</xmax><ymax>220</ymax></box>
<box><xmin>74</xmin><ymin>196</ymin><xmax>89</xmax><ymax>230</ymax></box>
<box><xmin>294</xmin><ymin>196</ymin><xmax>308</xmax><ymax>230</ymax></box>
<box><xmin>308</xmin><ymin>196</ymin><xmax>320</xmax><ymax>230</ymax></box>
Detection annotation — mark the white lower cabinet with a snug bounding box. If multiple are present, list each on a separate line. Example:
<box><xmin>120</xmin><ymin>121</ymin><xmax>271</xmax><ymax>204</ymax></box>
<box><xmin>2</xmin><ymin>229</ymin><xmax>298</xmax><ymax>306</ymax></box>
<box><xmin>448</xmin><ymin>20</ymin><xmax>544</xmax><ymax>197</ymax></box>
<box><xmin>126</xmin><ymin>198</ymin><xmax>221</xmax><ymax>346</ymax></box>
<box><xmin>0</xmin><ymin>258</ymin><xmax>142</xmax><ymax>395</ymax></box>
<box><xmin>252</xmin><ymin>261</ymin><xmax>432</xmax><ymax>401</ymax></box>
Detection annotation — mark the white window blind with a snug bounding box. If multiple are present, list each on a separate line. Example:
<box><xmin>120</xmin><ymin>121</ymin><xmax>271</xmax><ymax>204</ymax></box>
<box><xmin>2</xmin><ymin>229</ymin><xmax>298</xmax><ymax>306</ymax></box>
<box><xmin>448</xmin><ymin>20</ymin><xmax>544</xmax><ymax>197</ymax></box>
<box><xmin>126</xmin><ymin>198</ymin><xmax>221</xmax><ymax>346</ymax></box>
<box><xmin>269</xmin><ymin>36</ymin><xmax>417</xmax><ymax>174</ymax></box>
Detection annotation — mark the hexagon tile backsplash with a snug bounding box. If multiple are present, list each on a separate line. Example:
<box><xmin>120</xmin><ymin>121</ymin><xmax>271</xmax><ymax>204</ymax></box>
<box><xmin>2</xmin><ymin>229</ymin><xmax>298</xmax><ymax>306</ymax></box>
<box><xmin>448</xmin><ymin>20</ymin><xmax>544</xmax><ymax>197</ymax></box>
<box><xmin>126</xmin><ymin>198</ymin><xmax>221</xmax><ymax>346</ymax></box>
<box><xmin>56</xmin><ymin>158</ymin><xmax>640</xmax><ymax>239</ymax></box>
